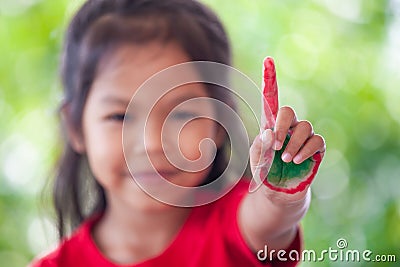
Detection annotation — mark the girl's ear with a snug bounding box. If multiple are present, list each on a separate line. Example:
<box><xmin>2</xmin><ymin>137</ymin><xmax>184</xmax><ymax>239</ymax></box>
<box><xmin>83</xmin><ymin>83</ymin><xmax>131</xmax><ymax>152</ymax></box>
<box><xmin>60</xmin><ymin>104</ymin><xmax>86</xmax><ymax>154</ymax></box>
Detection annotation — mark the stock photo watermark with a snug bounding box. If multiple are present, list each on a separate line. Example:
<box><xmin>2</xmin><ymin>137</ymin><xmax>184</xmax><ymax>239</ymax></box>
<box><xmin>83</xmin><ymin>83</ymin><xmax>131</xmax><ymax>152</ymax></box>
<box><xmin>257</xmin><ymin>238</ymin><xmax>397</xmax><ymax>263</ymax></box>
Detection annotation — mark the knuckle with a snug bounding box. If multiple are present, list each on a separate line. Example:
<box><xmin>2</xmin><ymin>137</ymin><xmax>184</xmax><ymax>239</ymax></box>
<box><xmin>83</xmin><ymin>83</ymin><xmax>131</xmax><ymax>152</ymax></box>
<box><xmin>313</xmin><ymin>134</ymin><xmax>325</xmax><ymax>144</ymax></box>
<box><xmin>280</xmin><ymin>106</ymin><xmax>295</xmax><ymax>117</ymax></box>
<box><xmin>298</xmin><ymin>120</ymin><xmax>313</xmax><ymax>132</ymax></box>
<box><xmin>313</xmin><ymin>134</ymin><xmax>326</xmax><ymax>150</ymax></box>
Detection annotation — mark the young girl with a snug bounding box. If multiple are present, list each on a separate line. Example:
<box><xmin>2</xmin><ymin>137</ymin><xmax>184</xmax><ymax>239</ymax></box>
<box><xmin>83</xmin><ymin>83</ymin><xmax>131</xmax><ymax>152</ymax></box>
<box><xmin>31</xmin><ymin>0</ymin><xmax>325</xmax><ymax>266</ymax></box>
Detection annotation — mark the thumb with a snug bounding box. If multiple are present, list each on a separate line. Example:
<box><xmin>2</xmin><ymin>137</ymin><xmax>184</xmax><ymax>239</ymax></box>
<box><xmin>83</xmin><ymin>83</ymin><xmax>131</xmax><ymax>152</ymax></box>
<box><xmin>249</xmin><ymin>129</ymin><xmax>275</xmax><ymax>192</ymax></box>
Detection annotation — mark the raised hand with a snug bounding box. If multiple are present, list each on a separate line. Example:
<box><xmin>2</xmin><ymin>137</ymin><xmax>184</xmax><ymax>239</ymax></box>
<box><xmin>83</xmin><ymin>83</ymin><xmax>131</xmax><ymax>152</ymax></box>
<box><xmin>250</xmin><ymin>57</ymin><xmax>325</xmax><ymax>196</ymax></box>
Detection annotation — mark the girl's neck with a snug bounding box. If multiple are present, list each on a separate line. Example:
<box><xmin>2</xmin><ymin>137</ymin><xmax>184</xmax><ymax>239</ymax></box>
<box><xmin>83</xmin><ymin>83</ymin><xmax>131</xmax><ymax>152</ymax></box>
<box><xmin>92</xmin><ymin>194</ymin><xmax>192</xmax><ymax>264</ymax></box>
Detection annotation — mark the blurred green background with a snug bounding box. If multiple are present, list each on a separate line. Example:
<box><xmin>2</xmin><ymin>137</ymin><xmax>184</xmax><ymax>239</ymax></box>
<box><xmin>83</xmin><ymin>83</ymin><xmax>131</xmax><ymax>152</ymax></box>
<box><xmin>0</xmin><ymin>0</ymin><xmax>399</xmax><ymax>266</ymax></box>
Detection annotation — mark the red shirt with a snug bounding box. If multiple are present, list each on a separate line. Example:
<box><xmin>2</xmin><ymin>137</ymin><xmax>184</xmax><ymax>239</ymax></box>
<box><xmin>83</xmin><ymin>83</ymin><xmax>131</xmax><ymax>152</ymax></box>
<box><xmin>30</xmin><ymin>179</ymin><xmax>301</xmax><ymax>267</ymax></box>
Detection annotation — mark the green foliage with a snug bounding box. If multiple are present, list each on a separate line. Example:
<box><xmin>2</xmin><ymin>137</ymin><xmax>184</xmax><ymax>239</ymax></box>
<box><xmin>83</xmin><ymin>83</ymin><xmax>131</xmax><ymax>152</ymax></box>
<box><xmin>1</xmin><ymin>0</ymin><xmax>399</xmax><ymax>266</ymax></box>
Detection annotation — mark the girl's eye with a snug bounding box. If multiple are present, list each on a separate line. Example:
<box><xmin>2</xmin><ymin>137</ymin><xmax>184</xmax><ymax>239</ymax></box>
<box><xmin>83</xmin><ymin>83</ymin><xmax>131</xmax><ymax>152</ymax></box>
<box><xmin>170</xmin><ymin>111</ymin><xmax>198</xmax><ymax>120</ymax></box>
<box><xmin>107</xmin><ymin>113</ymin><xmax>127</xmax><ymax>122</ymax></box>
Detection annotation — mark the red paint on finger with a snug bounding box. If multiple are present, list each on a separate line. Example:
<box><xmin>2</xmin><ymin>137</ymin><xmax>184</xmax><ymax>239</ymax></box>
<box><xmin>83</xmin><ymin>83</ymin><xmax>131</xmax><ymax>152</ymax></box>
<box><xmin>263</xmin><ymin>57</ymin><xmax>279</xmax><ymax>120</ymax></box>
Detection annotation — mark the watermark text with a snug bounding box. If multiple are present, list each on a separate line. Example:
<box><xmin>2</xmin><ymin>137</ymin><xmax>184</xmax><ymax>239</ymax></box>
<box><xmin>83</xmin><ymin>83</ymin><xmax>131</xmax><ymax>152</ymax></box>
<box><xmin>257</xmin><ymin>238</ymin><xmax>397</xmax><ymax>263</ymax></box>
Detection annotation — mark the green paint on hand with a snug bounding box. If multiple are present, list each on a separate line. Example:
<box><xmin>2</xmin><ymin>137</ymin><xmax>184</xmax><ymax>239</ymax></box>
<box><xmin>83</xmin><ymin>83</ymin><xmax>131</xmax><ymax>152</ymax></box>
<box><xmin>267</xmin><ymin>134</ymin><xmax>314</xmax><ymax>187</ymax></box>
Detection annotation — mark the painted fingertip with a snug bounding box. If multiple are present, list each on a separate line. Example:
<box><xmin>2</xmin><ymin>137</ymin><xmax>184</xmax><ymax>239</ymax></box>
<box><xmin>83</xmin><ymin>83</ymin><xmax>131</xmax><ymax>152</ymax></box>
<box><xmin>263</xmin><ymin>56</ymin><xmax>274</xmax><ymax>69</ymax></box>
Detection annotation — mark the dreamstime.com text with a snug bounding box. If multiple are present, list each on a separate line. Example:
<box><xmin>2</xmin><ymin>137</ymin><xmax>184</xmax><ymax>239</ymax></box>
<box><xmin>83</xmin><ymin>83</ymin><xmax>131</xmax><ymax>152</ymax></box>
<box><xmin>257</xmin><ymin>238</ymin><xmax>397</xmax><ymax>263</ymax></box>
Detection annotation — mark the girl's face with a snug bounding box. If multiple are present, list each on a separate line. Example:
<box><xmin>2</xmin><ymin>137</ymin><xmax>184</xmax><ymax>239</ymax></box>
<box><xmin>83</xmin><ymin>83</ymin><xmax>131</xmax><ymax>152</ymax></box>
<box><xmin>78</xmin><ymin>42</ymin><xmax>222</xmax><ymax>209</ymax></box>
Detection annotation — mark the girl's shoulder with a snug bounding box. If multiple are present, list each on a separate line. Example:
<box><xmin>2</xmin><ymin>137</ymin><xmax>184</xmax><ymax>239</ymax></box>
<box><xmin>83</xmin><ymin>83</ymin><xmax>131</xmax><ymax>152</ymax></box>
<box><xmin>28</xmin><ymin>216</ymin><xmax>100</xmax><ymax>267</ymax></box>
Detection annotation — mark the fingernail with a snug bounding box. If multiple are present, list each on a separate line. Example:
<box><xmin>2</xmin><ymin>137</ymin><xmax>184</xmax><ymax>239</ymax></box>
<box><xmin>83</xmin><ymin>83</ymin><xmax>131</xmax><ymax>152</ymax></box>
<box><xmin>293</xmin><ymin>155</ymin><xmax>302</xmax><ymax>164</ymax></box>
<box><xmin>274</xmin><ymin>141</ymin><xmax>282</xmax><ymax>150</ymax></box>
<box><xmin>282</xmin><ymin>152</ymin><xmax>291</xmax><ymax>162</ymax></box>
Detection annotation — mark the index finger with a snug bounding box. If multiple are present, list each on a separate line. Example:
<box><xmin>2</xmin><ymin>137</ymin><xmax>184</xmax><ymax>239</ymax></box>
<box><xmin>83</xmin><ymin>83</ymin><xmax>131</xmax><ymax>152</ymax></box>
<box><xmin>262</xmin><ymin>57</ymin><xmax>279</xmax><ymax>130</ymax></box>
<box><xmin>250</xmin><ymin>57</ymin><xmax>279</xmax><ymax>192</ymax></box>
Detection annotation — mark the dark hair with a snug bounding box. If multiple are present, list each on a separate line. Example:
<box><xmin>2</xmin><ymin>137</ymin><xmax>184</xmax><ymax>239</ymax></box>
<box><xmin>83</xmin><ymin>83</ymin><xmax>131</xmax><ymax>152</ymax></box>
<box><xmin>54</xmin><ymin>0</ymin><xmax>234</xmax><ymax>239</ymax></box>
